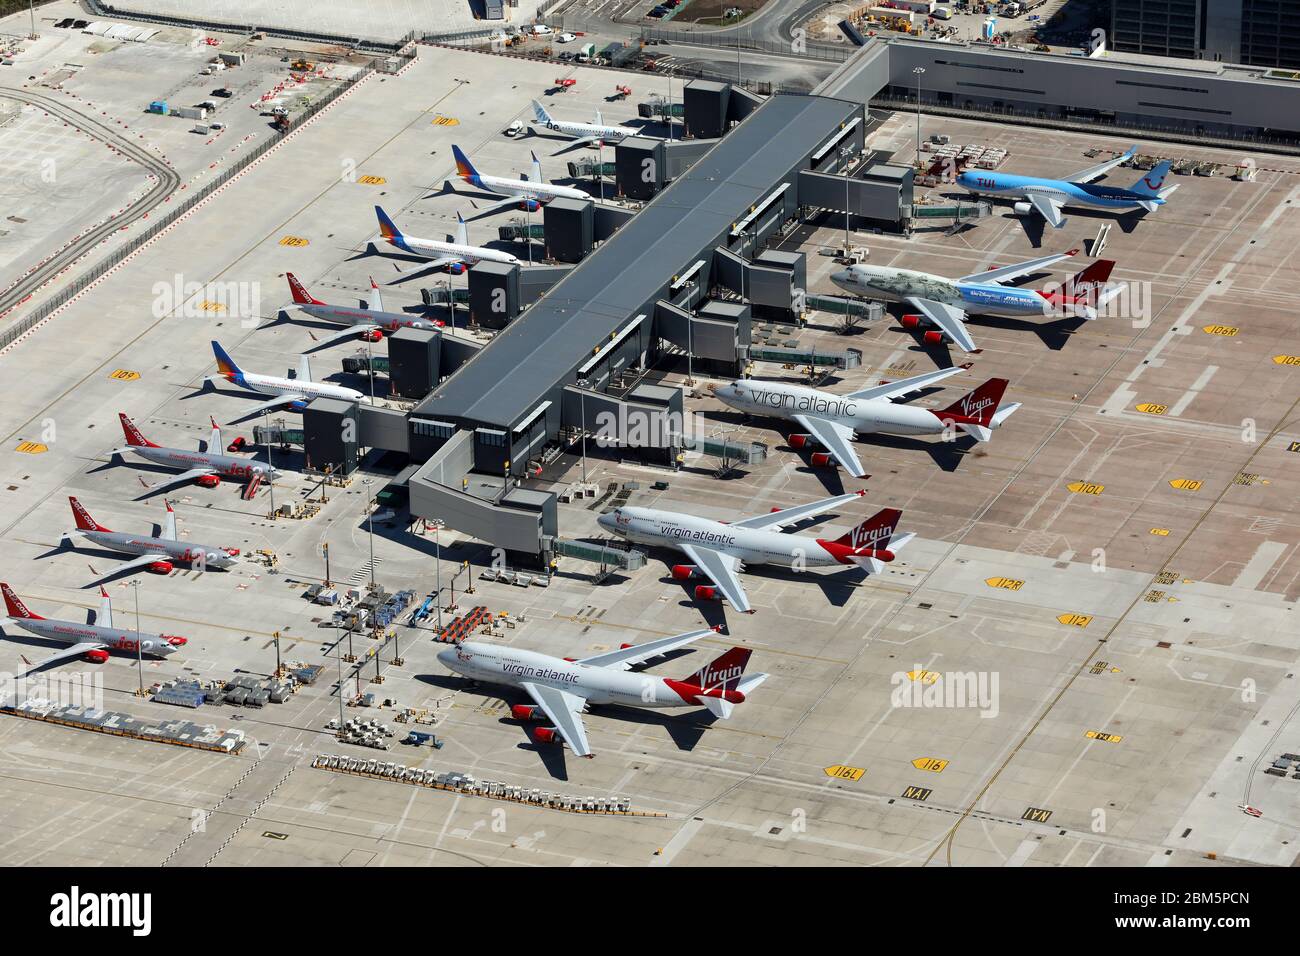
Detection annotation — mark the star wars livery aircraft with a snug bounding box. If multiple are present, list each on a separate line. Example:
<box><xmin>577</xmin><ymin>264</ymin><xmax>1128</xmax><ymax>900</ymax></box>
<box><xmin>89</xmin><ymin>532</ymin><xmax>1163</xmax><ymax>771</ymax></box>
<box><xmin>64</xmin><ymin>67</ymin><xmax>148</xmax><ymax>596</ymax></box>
<box><xmin>63</xmin><ymin>497</ymin><xmax>239</xmax><ymax>585</ymax></box>
<box><xmin>451</xmin><ymin>144</ymin><xmax>588</xmax><ymax>216</ymax></box>
<box><xmin>831</xmin><ymin>251</ymin><xmax>1118</xmax><ymax>353</ymax></box>
<box><xmin>1</xmin><ymin>583</ymin><xmax>186</xmax><ymax>677</ymax></box>
<box><xmin>597</xmin><ymin>492</ymin><xmax>911</xmax><ymax>613</ymax></box>
<box><xmin>437</xmin><ymin>629</ymin><xmax>767</xmax><ymax>758</ymax></box>
<box><xmin>714</xmin><ymin>369</ymin><xmax>1019</xmax><ymax>478</ymax></box>
<box><xmin>956</xmin><ymin>146</ymin><xmax>1177</xmax><ymax>228</ymax></box>
<box><xmin>285</xmin><ymin>274</ymin><xmax>444</xmax><ymax>351</ymax></box>
<box><xmin>531</xmin><ymin>99</ymin><xmax>638</xmax><ymax>146</ymax></box>
<box><xmin>373</xmin><ymin>206</ymin><xmax>519</xmax><ymax>274</ymax></box>
<box><xmin>113</xmin><ymin>413</ymin><xmax>278</xmax><ymax>498</ymax></box>
<box><xmin>210</xmin><ymin>341</ymin><xmax>367</xmax><ymax>418</ymax></box>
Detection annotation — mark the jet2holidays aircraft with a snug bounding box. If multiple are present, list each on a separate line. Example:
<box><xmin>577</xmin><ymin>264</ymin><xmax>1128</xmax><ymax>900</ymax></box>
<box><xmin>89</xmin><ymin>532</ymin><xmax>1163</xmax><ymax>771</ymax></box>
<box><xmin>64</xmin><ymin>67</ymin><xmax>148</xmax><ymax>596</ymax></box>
<box><xmin>283</xmin><ymin>273</ymin><xmax>445</xmax><ymax>351</ymax></box>
<box><xmin>112</xmin><ymin>413</ymin><xmax>279</xmax><ymax>498</ymax></box>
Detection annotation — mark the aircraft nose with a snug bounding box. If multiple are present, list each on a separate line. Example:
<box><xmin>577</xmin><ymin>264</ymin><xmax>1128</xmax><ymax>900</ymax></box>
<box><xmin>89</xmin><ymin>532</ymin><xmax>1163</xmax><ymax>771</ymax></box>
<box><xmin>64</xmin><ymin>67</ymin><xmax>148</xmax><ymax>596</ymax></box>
<box><xmin>830</xmin><ymin>269</ymin><xmax>852</xmax><ymax>286</ymax></box>
<box><xmin>436</xmin><ymin>648</ymin><xmax>454</xmax><ymax>667</ymax></box>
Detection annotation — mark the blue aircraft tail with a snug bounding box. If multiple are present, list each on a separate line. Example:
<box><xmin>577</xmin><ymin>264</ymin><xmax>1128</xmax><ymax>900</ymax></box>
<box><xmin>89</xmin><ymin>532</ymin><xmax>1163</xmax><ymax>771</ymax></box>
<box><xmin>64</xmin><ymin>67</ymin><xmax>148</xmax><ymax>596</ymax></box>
<box><xmin>375</xmin><ymin>205</ymin><xmax>403</xmax><ymax>243</ymax></box>
<box><xmin>452</xmin><ymin>145</ymin><xmax>480</xmax><ymax>181</ymax></box>
<box><xmin>1130</xmin><ymin>160</ymin><xmax>1173</xmax><ymax>197</ymax></box>
<box><xmin>212</xmin><ymin>341</ymin><xmax>244</xmax><ymax>378</ymax></box>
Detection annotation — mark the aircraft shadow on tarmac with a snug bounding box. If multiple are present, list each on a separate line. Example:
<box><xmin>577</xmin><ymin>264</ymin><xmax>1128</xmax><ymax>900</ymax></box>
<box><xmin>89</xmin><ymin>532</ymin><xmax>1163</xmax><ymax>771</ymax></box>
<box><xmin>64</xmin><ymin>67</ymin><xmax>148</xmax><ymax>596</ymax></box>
<box><xmin>412</xmin><ymin>673</ymin><xmax>720</xmax><ymax>781</ymax></box>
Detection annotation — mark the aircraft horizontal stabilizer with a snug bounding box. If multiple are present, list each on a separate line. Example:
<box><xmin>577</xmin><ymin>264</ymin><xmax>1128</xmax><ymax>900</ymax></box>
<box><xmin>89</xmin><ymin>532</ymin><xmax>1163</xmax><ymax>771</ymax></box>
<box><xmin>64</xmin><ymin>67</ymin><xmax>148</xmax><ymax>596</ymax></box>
<box><xmin>698</xmin><ymin>695</ymin><xmax>734</xmax><ymax>719</ymax></box>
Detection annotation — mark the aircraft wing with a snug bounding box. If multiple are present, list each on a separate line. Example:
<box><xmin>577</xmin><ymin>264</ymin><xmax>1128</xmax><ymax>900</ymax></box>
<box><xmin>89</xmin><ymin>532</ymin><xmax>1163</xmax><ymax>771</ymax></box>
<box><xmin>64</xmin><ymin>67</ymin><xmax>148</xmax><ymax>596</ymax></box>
<box><xmin>1027</xmin><ymin>193</ymin><xmax>1066</xmax><ymax>229</ymax></box>
<box><xmin>15</xmin><ymin>641</ymin><xmax>110</xmax><ymax>678</ymax></box>
<box><xmin>243</xmin><ymin>393</ymin><xmax>308</xmax><ymax>416</ymax></box>
<box><xmin>843</xmin><ymin>366</ymin><xmax>964</xmax><ymax>402</ymax></box>
<box><xmin>87</xmin><ymin>553</ymin><xmax>169</xmax><ymax>587</ymax></box>
<box><xmin>792</xmin><ymin>414</ymin><xmax>865</xmax><ymax>479</ymax></box>
<box><xmin>676</xmin><ymin>543</ymin><xmax>750</xmax><ymax>613</ymax></box>
<box><xmin>472</xmin><ymin>194</ymin><xmax>528</xmax><ymax>217</ymax></box>
<box><xmin>575</xmin><ymin>628</ymin><xmax>715</xmax><ymax>670</ymax></box>
<box><xmin>959</xmin><ymin>249</ymin><xmax>1074</xmax><ymax>285</ymax></box>
<box><xmin>306</xmin><ymin>324</ymin><xmax>379</xmax><ymax>352</ymax></box>
<box><xmin>422</xmin><ymin>255</ymin><xmax>463</xmax><ymax>270</ymax></box>
<box><xmin>732</xmin><ymin>491</ymin><xmax>866</xmax><ymax>532</ymax></box>
<box><xmin>903</xmin><ymin>297</ymin><xmax>978</xmax><ymax>353</ymax></box>
<box><xmin>520</xmin><ymin>682</ymin><xmax>592</xmax><ymax>757</ymax></box>
<box><xmin>137</xmin><ymin>467</ymin><xmax>220</xmax><ymax>497</ymax></box>
<box><xmin>1067</xmin><ymin>145</ymin><xmax>1137</xmax><ymax>184</ymax></box>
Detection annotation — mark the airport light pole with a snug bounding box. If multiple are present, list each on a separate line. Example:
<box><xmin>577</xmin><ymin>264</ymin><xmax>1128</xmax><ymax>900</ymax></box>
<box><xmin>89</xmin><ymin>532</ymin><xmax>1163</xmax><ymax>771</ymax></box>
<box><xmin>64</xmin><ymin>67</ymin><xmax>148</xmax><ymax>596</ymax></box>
<box><xmin>576</xmin><ymin>378</ymin><xmax>589</xmax><ymax>483</ymax></box>
<box><xmin>840</xmin><ymin>144</ymin><xmax>854</xmax><ymax>256</ymax></box>
<box><xmin>131</xmin><ymin>580</ymin><xmax>144</xmax><ymax>697</ymax></box>
<box><xmin>434</xmin><ymin>518</ymin><xmax>443</xmax><ymax>632</ymax></box>
<box><xmin>335</xmin><ymin>622</ymin><xmax>345</xmax><ymax>732</ymax></box>
<box><xmin>262</xmin><ymin>410</ymin><xmax>276</xmax><ymax>519</ymax></box>
<box><xmin>363</xmin><ymin>478</ymin><xmax>376</xmax><ymax>590</ymax></box>
<box><xmin>365</xmin><ymin>336</ymin><xmax>377</xmax><ymax>404</ymax></box>
<box><xmin>913</xmin><ymin>67</ymin><xmax>926</xmax><ymax>167</ymax></box>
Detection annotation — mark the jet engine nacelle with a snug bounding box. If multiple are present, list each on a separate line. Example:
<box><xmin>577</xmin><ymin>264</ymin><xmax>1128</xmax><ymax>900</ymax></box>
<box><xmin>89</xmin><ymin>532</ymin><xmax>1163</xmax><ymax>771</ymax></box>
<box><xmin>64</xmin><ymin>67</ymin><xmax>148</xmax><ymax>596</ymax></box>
<box><xmin>694</xmin><ymin>585</ymin><xmax>718</xmax><ymax>601</ymax></box>
<box><xmin>84</xmin><ymin>649</ymin><xmax>111</xmax><ymax>663</ymax></box>
<box><xmin>1012</xmin><ymin>201</ymin><xmax>1034</xmax><ymax>217</ymax></box>
<box><xmin>900</xmin><ymin>314</ymin><xmax>927</xmax><ymax>330</ymax></box>
<box><xmin>788</xmin><ymin>433</ymin><xmax>816</xmax><ymax>450</ymax></box>
<box><xmin>534</xmin><ymin>727</ymin><xmax>560</xmax><ymax>744</ymax></box>
<box><xmin>196</xmin><ymin>474</ymin><xmax>221</xmax><ymax>488</ymax></box>
<box><xmin>511</xmin><ymin>704</ymin><xmax>542</xmax><ymax>721</ymax></box>
<box><xmin>520</xmin><ymin>199</ymin><xmax>541</xmax><ymax>212</ymax></box>
<box><xmin>361</xmin><ymin>329</ymin><xmax>383</xmax><ymax>342</ymax></box>
<box><xmin>447</xmin><ymin>261</ymin><xmax>467</xmax><ymax>275</ymax></box>
<box><xmin>922</xmin><ymin>330</ymin><xmax>945</xmax><ymax>345</ymax></box>
<box><xmin>147</xmin><ymin>560</ymin><xmax>175</xmax><ymax>575</ymax></box>
<box><xmin>671</xmin><ymin>564</ymin><xmax>698</xmax><ymax>580</ymax></box>
<box><xmin>810</xmin><ymin>452</ymin><xmax>834</xmax><ymax>468</ymax></box>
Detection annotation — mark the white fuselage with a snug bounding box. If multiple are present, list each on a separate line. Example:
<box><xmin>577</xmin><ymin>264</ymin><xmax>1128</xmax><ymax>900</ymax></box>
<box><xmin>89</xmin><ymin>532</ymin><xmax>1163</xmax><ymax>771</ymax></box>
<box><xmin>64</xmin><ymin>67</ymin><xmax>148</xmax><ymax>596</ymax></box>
<box><xmin>468</xmin><ymin>171</ymin><xmax>587</xmax><ymax>205</ymax></box>
<box><xmin>600</xmin><ymin>507</ymin><xmax>840</xmax><ymax>568</ymax></box>
<box><xmin>831</xmin><ymin>264</ymin><xmax>1050</xmax><ymax>318</ymax></box>
<box><xmin>537</xmin><ymin>117</ymin><xmax>633</xmax><ymax>144</ymax></box>
<box><xmin>130</xmin><ymin>444</ymin><xmax>275</xmax><ymax>482</ymax></box>
<box><xmin>438</xmin><ymin>642</ymin><xmax>693</xmax><ymax>709</ymax></box>
<box><xmin>224</xmin><ymin>370</ymin><xmax>366</xmax><ymax>406</ymax></box>
<box><xmin>78</xmin><ymin>529</ymin><xmax>237</xmax><ymax>570</ymax></box>
<box><xmin>716</xmin><ymin>380</ymin><xmax>943</xmax><ymax>438</ymax></box>
<box><xmin>3</xmin><ymin>616</ymin><xmax>179</xmax><ymax>659</ymax></box>
<box><xmin>301</xmin><ymin>302</ymin><xmax>442</xmax><ymax>334</ymax></box>
<box><xmin>384</xmin><ymin>233</ymin><xmax>519</xmax><ymax>267</ymax></box>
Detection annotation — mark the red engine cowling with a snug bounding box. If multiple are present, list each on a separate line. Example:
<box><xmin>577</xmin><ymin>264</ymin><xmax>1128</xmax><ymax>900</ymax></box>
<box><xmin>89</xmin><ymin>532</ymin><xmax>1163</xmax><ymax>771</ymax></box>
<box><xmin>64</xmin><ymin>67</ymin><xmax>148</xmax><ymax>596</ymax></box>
<box><xmin>534</xmin><ymin>727</ymin><xmax>560</xmax><ymax>744</ymax></box>
<box><xmin>810</xmin><ymin>452</ymin><xmax>833</xmax><ymax>468</ymax></box>
<box><xmin>900</xmin><ymin>314</ymin><xmax>925</xmax><ymax>330</ymax></box>
<box><xmin>148</xmin><ymin>560</ymin><xmax>174</xmax><ymax>575</ymax></box>
<box><xmin>520</xmin><ymin>199</ymin><xmax>541</xmax><ymax>212</ymax></box>
<box><xmin>84</xmin><ymin>649</ymin><xmax>110</xmax><ymax>663</ymax></box>
<box><xmin>694</xmin><ymin>585</ymin><xmax>718</xmax><ymax>601</ymax></box>
<box><xmin>511</xmin><ymin>704</ymin><xmax>541</xmax><ymax>721</ymax></box>
<box><xmin>789</xmin><ymin>433</ymin><xmax>814</xmax><ymax>450</ymax></box>
<box><xmin>922</xmin><ymin>330</ymin><xmax>945</xmax><ymax>345</ymax></box>
<box><xmin>671</xmin><ymin>564</ymin><xmax>697</xmax><ymax>580</ymax></box>
<box><xmin>164</xmin><ymin>636</ymin><xmax>188</xmax><ymax>647</ymax></box>
<box><xmin>362</xmin><ymin>329</ymin><xmax>383</xmax><ymax>342</ymax></box>
<box><xmin>196</xmin><ymin>474</ymin><xmax>221</xmax><ymax>488</ymax></box>
<box><xmin>448</xmin><ymin>261</ymin><xmax>467</xmax><ymax>275</ymax></box>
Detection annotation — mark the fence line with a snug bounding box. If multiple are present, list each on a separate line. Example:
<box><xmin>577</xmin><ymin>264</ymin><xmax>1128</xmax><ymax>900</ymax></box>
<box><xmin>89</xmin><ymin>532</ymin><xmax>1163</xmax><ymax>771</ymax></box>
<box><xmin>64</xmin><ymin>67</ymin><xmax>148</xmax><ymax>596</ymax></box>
<box><xmin>0</xmin><ymin>51</ymin><xmax>412</xmax><ymax>353</ymax></box>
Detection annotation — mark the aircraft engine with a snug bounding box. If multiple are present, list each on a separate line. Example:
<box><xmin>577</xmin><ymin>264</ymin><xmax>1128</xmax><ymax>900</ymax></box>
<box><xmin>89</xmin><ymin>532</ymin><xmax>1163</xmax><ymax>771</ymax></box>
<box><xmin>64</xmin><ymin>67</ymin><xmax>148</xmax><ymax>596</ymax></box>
<box><xmin>694</xmin><ymin>585</ymin><xmax>718</xmax><ymax>601</ymax></box>
<box><xmin>670</xmin><ymin>565</ymin><xmax>698</xmax><ymax>580</ymax></box>
<box><xmin>84</xmin><ymin>649</ymin><xmax>110</xmax><ymax>663</ymax></box>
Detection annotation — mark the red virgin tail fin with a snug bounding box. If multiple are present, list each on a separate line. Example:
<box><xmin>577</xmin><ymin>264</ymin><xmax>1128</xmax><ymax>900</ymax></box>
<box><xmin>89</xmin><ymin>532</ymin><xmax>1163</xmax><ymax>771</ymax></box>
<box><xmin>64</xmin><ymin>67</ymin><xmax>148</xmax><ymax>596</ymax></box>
<box><xmin>286</xmin><ymin>273</ymin><xmax>323</xmax><ymax>306</ymax></box>
<box><xmin>831</xmin><ymin>507</ymin><xmax>901</xmax><ymax>551</ymax></box>
<box><xmin>118</xmin><ymin>413</ymin><xmax>158</xmax><ymax>448</ymax></box>
<box><xmin>1</xmin><ymin>584</ymin><xmax>42</xmax><ymax>620</ymax></box>
<box><xmin>687</xmin><ymin>647</ymin><xmax>753</xmax><ymax>690</ymax></box>
<box><xmin>1066</xmin><ymin>259</ymin><xmax>1115</xmax><ymax>297</ymax></box>
<box><xmin>69</xmin><ymin>497</ymin><xmax>110</xmax><ymax>533</ymax></box>
<box><xmin>938</xmin><ymin>378</ymin><xmax>1007</xmax><ymax>426</ymax></box>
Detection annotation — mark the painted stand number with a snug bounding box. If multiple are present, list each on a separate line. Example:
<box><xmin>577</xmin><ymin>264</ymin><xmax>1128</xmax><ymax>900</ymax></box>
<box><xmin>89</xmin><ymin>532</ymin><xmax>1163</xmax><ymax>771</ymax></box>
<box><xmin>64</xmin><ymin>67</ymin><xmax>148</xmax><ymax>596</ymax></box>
<box><xmin>279</xmin><ymin>236</ymin><xmax>309</xmax><ymax>247</ymax></box>
<box><xmin>1169</xmin><ymin>478</ymin><xmax>1202</xmax><ymax>491</ymax></box>
<box><xmin>1202</xmin><ymin>325</ymin><xmax>1238</xmax><ymax>336</ymax></box>
<box><xmin>109</xmin><ymin>370</ymin><xmax>140</xmax><ymax>381</ymax></box>
<box><xmin>1057</xmin><ymin>613</ymin><xmax>1092</xmax><ymax>627</ymax></box>
<box><xmin>1067</xmin><ymin>481</ymin><xmax>1104</xmax><ymax>495</ymax></box>
<box><xmin>824</xmin><ymin>765</ymin><xmax>865</xmax><ymax>781</ymax></box>
<box><xmin>1085</xmin><ymin>730</ymin><xmax>1124</xmax><ymax>743</ymax></box>
<box><xmin>911</xmin><ymin>757</ymin><xmax>948</xmax><ymax>772</ymax></box>
<box><xmin>1135</xmin><ymin>403</ymin><xmax>1167</xmax><ymax>415</ymax></box>
<box><xmin>357</xmin><ymin>176</ymin><xmax>386</xmax><ymax>185</ymax></box>
<box><xmin>985</xmin><ymin>577</ymin><xmax>1024</xmax><ymax>591</ymax></box>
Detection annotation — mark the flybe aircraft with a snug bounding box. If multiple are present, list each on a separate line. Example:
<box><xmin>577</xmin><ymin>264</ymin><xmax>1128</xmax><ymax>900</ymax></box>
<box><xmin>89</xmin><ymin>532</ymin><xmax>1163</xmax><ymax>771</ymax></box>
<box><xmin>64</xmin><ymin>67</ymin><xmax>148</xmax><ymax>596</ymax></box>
<box><xmin>531</xmin><ymin>99</ymin><xmax>639</xmax><ymax>146</ymax></box>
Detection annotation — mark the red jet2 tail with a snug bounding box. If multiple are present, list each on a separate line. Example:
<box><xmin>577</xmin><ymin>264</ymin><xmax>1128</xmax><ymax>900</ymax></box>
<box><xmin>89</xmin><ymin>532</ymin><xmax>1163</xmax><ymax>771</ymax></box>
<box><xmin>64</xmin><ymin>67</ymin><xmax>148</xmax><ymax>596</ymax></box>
<box><xmin>1</xmin><ymin>583</ymin><xmax>41</xmax><ymax>620</ymax></box>
<box><xmin>286</xmin><ymin>273</ymin><xmax>324</xmax><ymax>306</ymax></box>
<box><xmin>118</xmin><ymin>413</ymin><xmax>158</xmax><ymax>449</ymax></box>
<box><xmin>69</xmin><ymin>497</ymin><xmax>110</xmax><ymax>533</ymax></box>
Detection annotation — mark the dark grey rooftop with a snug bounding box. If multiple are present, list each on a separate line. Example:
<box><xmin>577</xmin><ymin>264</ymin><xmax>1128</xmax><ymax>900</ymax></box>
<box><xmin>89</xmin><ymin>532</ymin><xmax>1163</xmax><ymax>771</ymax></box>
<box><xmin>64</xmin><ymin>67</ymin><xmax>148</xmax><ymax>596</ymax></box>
<box><xmin>414</xmin><ymin>93</ymin><xmax>858</xmax><ymax>430</ymax></box>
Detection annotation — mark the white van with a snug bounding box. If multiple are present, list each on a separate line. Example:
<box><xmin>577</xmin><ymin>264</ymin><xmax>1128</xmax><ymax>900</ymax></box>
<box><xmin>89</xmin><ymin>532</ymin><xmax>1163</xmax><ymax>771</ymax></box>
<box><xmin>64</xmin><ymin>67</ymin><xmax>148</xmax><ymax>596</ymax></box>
<box><xmin>531</xmin><ymin>23</ymin><xmax>552</xmax><ymax>35</ymax></box>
